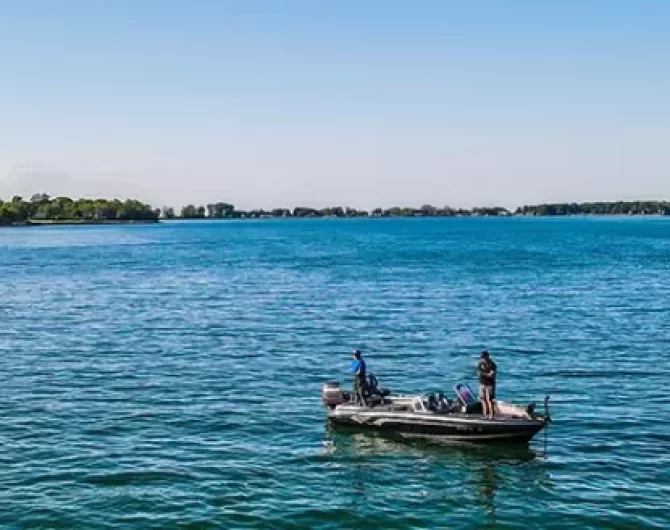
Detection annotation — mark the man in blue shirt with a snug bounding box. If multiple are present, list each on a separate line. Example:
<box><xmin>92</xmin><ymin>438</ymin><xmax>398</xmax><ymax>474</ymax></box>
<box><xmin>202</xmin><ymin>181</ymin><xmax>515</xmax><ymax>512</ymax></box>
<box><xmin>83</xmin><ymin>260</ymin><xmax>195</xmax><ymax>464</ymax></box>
<box><xmin>351</xmin><ymin>349</ymin><xmax>367</xmax><ymax>406</ymax></box>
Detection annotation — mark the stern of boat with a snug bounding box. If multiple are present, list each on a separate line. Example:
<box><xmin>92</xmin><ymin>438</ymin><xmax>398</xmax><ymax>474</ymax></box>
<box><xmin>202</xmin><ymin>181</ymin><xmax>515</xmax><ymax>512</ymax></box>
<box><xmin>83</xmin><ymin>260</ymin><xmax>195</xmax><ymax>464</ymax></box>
<box><xmin>321</xmin><ymin>381</ymin><xmax>348</xmax><ymax>411</ymax></box>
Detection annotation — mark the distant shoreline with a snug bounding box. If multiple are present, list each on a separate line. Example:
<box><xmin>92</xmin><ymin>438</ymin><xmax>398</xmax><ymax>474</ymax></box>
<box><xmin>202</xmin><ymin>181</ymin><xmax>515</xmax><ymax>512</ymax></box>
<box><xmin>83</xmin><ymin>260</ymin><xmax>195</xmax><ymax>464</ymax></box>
<box><xmin>171</xmin><ymin>212</ymin><xmax>670</xmax><ymax>220</ymax></box>
<box><xmin>3</xmin><ymin>214</ymin><xmax>670</xmax><ymax>229</ymax></box>
<box><xmin>16</xmin><ymin>219</ymin><xmax>159</xmax><ymax>227</ymax></box>
<box><xmin>2</xmin><ymin>194</ymin><xmax>669</xmax><ymax>226</ymax></box>
<box><xmin>170</xmin><ymin>200</ymin><xmax>670</xmax><ymax>219</ymax></box>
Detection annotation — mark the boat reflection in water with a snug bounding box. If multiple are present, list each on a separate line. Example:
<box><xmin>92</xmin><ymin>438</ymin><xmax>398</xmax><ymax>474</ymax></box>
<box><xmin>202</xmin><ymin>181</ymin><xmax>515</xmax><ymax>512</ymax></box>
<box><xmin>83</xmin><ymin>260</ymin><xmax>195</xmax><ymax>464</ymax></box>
<box><xmin>321</xmin><ymin>426</ymin><xmax>553</xmax><ymax>525</ymax></box>
<box><xmin>322</xmin><ymin>423</ymin><xmax>545</xmax><ymax>460</ymax></box>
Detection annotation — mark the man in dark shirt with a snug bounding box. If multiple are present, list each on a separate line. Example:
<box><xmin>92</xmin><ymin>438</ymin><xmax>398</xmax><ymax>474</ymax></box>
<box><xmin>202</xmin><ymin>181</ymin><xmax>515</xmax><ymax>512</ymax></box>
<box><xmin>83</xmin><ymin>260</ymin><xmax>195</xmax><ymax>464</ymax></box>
<box><xmin>477</xmin><ymin>350</ymin><xmax>497</xmax><ymax>418</ymax></box>
<box><xmin>351</xmin><ymin>349</ymin><xmax>367</xmax><ymax>406</ymax></box>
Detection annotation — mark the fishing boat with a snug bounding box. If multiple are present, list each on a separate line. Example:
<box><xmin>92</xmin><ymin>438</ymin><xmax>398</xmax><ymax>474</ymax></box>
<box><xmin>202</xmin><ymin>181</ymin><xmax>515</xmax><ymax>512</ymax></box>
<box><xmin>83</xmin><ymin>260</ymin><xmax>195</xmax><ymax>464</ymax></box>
<box><xmin>321</xmin><ymin>375</ymin><xmax>551</xmax><ymax>444</ymax></box>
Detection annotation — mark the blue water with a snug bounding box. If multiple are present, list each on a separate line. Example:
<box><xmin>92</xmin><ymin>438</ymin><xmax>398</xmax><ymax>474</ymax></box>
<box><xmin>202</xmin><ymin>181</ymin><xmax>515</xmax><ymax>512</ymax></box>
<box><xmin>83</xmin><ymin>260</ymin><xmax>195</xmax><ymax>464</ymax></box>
<box><xmin>1</xmin><ymin>217</ymin><xmax>669</xmax><ymax>529</ymax></box>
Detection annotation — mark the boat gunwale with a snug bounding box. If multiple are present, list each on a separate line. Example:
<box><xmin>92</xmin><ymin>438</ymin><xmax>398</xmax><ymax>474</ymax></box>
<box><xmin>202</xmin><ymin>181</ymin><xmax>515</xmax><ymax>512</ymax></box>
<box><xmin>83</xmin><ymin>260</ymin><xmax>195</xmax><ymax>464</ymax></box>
<box><xmin>328</xmin><ymin>395</ymin><xmax>550</xmax><ymax>427</ymax></box>
<box><xmin>329</xmin><ymin>408</ymin><xmax>546</xmax><ymax>426</ymax></box>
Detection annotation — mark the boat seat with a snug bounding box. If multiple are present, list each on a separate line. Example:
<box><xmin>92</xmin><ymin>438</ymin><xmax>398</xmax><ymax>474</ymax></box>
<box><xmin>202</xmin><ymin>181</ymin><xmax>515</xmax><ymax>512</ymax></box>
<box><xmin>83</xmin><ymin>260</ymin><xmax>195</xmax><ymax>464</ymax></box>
<box><xmin>365</xmin><ymin>373</ymin><xmax>391</xmax><ymax>399</ymax></box>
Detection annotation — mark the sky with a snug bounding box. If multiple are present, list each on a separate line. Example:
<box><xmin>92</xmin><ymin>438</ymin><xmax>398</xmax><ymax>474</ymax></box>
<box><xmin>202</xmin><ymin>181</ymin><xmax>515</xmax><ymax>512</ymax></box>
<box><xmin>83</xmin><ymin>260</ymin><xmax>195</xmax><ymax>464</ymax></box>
<box><xmin>1</xmin><ymin>0</ymin><xmax>669</xmax><ymax>210</ymax></box>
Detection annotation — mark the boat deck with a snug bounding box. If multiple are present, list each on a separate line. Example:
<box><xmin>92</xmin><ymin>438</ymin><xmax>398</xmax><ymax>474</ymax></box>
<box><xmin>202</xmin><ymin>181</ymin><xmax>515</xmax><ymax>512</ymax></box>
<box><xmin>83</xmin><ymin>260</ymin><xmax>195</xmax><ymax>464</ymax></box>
<box><xmin>336</xmin><ymin>397</ymin><xmax>536</xmax><ymax>422</ymax></box>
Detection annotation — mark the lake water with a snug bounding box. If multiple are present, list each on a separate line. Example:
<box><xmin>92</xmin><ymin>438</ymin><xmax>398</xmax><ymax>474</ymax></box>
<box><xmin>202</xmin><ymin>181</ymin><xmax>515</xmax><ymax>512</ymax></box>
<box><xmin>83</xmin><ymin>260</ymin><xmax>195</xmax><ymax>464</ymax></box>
<box><xmin>1</xmin><ymin>217</ymin><xmax>669</xmax><ymax>529</ymax></box>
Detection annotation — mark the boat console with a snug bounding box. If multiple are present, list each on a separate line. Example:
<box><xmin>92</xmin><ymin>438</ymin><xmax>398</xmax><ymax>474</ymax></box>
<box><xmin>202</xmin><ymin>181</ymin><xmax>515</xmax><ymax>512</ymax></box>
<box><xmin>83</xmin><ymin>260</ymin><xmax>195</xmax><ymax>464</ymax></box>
<box><xmin>454</xmin><ymin>382</ymin><xmax>484</xmax><ymax>414</ymax></box>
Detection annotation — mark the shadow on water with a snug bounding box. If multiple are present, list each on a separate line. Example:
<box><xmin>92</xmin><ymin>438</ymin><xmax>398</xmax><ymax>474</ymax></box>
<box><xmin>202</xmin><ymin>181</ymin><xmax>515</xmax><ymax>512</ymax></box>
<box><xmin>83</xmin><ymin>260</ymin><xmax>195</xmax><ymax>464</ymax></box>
<box><xmin>321</xmin><ymin>424</ymin><xmax>553</xmax><ymax>525</ymax></box>
<box><xmin>322</xmin><ymin>422</ymin><xmax>547</xmax><ymax>462</ymax></box>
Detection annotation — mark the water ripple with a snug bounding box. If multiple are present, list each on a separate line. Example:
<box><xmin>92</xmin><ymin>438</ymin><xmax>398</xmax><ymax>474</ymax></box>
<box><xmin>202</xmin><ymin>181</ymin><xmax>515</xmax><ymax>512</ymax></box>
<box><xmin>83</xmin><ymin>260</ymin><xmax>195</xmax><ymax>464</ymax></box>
<box><xmin>1</xmin><ymin>219</ymin><xmax>669</xmax><ymax>529</ymax></box>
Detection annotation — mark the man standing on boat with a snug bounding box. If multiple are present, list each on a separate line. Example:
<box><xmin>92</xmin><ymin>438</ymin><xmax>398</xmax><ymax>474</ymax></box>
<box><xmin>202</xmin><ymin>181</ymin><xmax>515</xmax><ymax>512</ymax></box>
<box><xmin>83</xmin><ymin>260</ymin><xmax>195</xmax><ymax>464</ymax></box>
<box><xmin>351</xmin><ymin>349</ymin><xmax>367</xmax><ymax>406</ymax></box>
<box><xmin>477</xmin><ymin>350</ymin><xmax>497</xmax><ymax>418</ymax></box>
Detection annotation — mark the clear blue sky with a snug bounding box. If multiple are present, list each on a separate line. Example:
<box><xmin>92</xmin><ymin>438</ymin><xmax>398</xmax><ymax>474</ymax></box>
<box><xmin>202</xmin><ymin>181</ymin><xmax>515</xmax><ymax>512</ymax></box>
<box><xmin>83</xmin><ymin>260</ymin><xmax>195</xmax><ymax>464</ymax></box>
<box><xmin>1</xmin><ymin>0</ymin><xmax>668</xmax><ymax>209</ymax></box>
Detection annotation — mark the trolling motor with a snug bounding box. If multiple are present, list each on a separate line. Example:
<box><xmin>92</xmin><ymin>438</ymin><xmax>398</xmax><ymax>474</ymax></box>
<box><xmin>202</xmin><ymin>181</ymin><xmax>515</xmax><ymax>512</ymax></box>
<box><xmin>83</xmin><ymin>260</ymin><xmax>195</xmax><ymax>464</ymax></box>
<box><xmin>543</xmin><ymin>395</ymin><xmax>552</xmax><ymax>422</ymax></box>
<box><xmin>525</xmin><ymin>396</ymin><xmax>551</xmax><ymax>422</ymax></box>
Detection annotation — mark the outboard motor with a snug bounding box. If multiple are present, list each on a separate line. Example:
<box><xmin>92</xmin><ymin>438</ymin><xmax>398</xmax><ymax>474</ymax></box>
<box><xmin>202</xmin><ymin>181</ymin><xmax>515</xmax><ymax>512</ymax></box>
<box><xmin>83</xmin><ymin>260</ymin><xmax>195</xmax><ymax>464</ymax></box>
<box><xmin>321</xmin><ymin>381</ymin><xmax>346</xmax><ymax>409</ymax></box>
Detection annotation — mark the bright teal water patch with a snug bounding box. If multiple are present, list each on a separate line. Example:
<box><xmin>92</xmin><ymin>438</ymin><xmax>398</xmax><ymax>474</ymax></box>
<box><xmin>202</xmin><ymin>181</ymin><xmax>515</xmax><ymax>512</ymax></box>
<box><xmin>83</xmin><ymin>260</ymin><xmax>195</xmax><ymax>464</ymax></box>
<box><xmin>1</xmin><ymin>218</ymin><xmax>669</xmax><ymax>529</ymax></box>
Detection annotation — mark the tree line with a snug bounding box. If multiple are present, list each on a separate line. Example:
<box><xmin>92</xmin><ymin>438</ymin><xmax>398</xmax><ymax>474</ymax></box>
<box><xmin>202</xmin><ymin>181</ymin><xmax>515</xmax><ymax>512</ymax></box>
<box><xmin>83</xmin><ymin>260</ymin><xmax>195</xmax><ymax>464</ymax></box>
<box><xmin>0</xmin><ymin>194</ymin><xmax>159</xmax><ymax>225</ymax></box>
<box><xmin>169</xmin><ymin>201</ymin><xmax>670</xmax><ymax>219</ymax></box>
<box><xmin>169</xmin><ymin>203</ymin><xmax>512</xmax><ymax>219</ymax></box>
<box><xmin>515</xmin><ymin>201</ymin><xmax>670</xmax><ymax>216</ymax></box>
<box><xmin>2</xmin><ymin>195</ymin><xmax>669</xmax><ymax>226</ymax></box>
